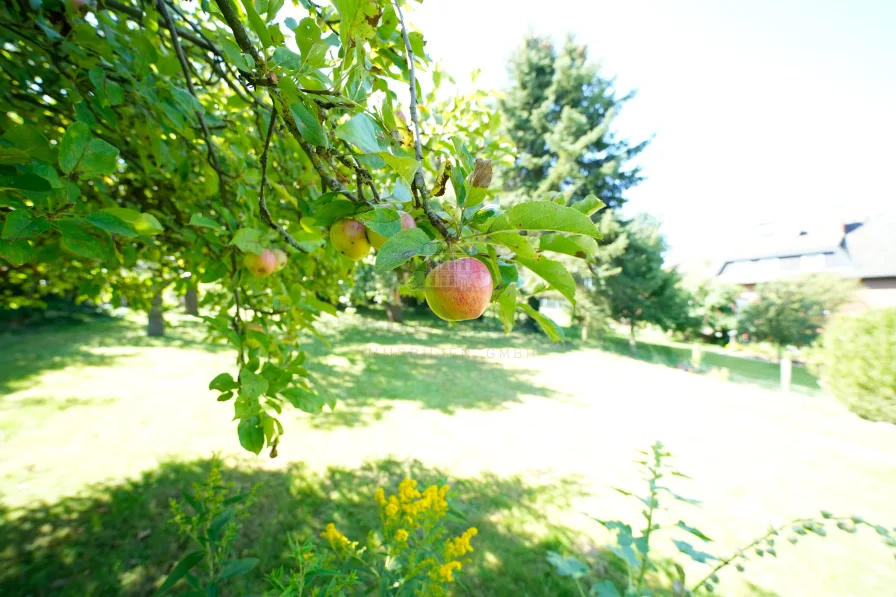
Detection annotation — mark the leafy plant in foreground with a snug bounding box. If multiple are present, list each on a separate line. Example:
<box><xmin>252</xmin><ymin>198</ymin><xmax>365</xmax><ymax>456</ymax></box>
<box><xmin>159</xmin><ymin>458</ymin><xmax>261</xmax><ymax>595</ymax></box>
<box><xmin>547</xmin><ymin>442</ymin><xmax>896</xmax><ymax>596</ymax></box>
<box><xmin>267</xmin><ymin>478</ymin><xmax>477</xmax><ymax>596</ymax></box>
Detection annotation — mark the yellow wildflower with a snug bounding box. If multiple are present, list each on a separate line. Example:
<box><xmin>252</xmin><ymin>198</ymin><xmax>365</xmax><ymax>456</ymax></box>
<box><xmin>374</xmin><ymin>487</ymin><xmax>386</xmax><ymax>506</ymax></box>
<box><xmin>445</xmin><ymin>527</ymin><xmax>478</xmax><ymax>560</ymax></box>
<box><xmin>432</xmin><ymin>561</ymin><xmax>462</xmax><ymax>583</ymax></box>
<box><xmin>320</xmin><ymin>523</ymin><xmax>350</xmax><ymax>547</ymax></box>
<box><xmin>395</xmin><ymin>528</ymin><xmax>409</xmax><ymax>542</ymax></box>
<box><xmin>303</xmin><ymin>552</ymin><xmax>314</xmax><ymax>561</ymax></box>
<box><xmin>398</xmin><ymin>478</ymin><xmax>421</xmax><ymax>503</ymax></box>
<box><xmin>385</xmin><ymin>496</ymin><xmax>400</xmax><ymax>521</ymax></box>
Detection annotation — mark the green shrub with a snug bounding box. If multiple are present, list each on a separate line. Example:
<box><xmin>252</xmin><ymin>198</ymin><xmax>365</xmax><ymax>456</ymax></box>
<box><xmin>816</xmin><ymin>308</ymin><xmax>896</xmax><ymax>424</ymax></box>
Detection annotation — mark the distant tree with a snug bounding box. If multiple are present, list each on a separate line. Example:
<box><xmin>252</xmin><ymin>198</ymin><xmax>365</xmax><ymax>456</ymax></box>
<box><xmin>679</xmin><ymin>279</ymin><xmax>742</xmax><ymax>344</ymax></box>
<box><xmin>500</xmin><ymin>35</ymin><xmax>647</xmax><ymax>210</ymax></box>
<box><xmin>584</xmin><ymin>213</ymin><xmax>685</xmax><ymax>349</ymax></box>
<box><xmin>739</xmin><ymin>276</ymin><xmax>858</xmax><ymax>358</ymax></box>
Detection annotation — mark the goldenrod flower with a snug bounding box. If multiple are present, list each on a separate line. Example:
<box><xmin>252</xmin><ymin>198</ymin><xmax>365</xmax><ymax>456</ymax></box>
<box><xmin>395</xmin><ymin>528</ymin><xmax>409</xmax><ymax>542</ymax></box>
<box><xmin>374</xmin><ymin>487</ymin><xmax>386</xmax><ymax>506</ymax></box>
<box><xmin>320</xmin><ymin>523</ymin><xmax>350</xmax><ymax>547</ymax></box>
<box><xmin>445</xmin><ymin>527</ymin><xmax>478</xmax><ymax>560</ymax></box>
<box><xmin>398</xmin><ymin>478</ymin><xmax>421</xmax><ymax>503</ymax></box>
<box><xmin>432</xmin><ymin>561</ymin><xmax>462</xmax><ymax>583</ymax></box>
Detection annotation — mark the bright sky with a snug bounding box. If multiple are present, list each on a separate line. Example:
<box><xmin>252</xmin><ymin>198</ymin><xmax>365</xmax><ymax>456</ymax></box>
<box><xmin>407</xmin><ymin>0</ymin><xmax>896</xmax><ymax>261</ymax></box>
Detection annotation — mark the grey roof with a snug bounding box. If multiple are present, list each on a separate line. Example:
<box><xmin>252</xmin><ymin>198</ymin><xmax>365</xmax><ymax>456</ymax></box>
<box><xmin>714</xmin><ymin>213</ymin><xmax>896</xmax><ymax>284</ymax></box>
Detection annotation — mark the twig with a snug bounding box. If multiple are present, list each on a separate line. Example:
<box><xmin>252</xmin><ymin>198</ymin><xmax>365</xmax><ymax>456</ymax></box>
<box><xmin>392</xmin><ymin>0</ymin><xmax>453</xmax><ymax>241</ymax></box>
<box><xmin>103</xmin><ymin>0</ymin><xmax>217</xmax><ymax>55</ymax></box>
<box><xmin>258</xmin><ymin>112</ymin><xmax>310</xmax><ymax>252</ymax></box>
<box><xmin>156</xmin><ymin>0</ymin><xmax>228</xmax><ymax>201</ymax></box>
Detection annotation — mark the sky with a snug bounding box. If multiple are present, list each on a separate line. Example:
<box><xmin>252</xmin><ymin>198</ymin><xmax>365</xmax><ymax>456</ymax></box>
<box><xmin>405</xmin><ymin>0</ymin><xmax>896</xmax><ymax>262</ymax></box>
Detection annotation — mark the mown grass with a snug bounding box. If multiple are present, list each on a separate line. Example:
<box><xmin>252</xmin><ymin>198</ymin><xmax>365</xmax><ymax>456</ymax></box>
<box><xmin>0</xmin><ymin>312</ymin><xmax>892</xmax><ymax>597</ymax></box>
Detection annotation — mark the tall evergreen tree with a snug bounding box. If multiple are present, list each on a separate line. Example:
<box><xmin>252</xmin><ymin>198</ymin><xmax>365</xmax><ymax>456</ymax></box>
<box><xmin>500</xmin><ymin>36</ymin><xmax>647</xmax><ymax>210</ymax></box>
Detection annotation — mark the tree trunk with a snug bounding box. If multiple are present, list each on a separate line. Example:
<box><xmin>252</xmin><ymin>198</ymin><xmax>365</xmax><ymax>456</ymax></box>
<box><xmin>581</xmin><ymin>325</ymin><xmax>588</xmax><ymax>342</ymax></box>
<box><xmin>629</xmin><ymin>317</ymin><xmax>637</xmax><ymax>355</ymax></box>
<box><xmin>184</xmin><ymin>284</ymin><xmax>199</xmax><ymax>316</ymax></box>
<box><xmin>147</xmin><ymin>291</ymin><xmax>165</xmax><ymax>337</ymax></box>
<box><xmin>386</xmin><ymin>286</ymin><xmax>403</xmax><ymax>323</ymax></box>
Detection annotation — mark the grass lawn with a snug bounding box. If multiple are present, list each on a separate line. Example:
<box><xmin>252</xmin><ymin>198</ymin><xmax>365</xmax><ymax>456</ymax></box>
<box><xmin>1</xmin><ymin>312</ymin><xmax>894</xmax><ymax>597</ymax></box>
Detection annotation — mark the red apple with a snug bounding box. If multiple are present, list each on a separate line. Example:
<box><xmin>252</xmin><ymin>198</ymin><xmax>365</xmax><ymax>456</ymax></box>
<box><xmin>424</xmin><ymin>258</ymin><xmax>494</xmax><ymax>321</ymax></box>
<box><xmin>273</xmin><ymin>248</ymin><xmax>288</xmax><ymax>271</ymax></box>
<box><xmin>367</xmin><ymin>212</ymin><xmax>416</xmax><ymax>250</ymax></box>
<box><xmin>330</xmin><ymin>218</ymin><xmax>371</xmax><ymax>261</ymax></box>
<box><xmin>244</xmin><ymin>249</ymin><xmax>277</xmax><ymax>276</ymax></box>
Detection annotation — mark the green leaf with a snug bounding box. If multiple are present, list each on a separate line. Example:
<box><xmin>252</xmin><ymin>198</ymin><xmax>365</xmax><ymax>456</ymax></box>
<box><xmin>0</xmin><ymin>239</ymin><xmax>32</xmax><ymax>265</ymax></box>
<box><xmin>280</xmin><ymin>386</ymin><xmax>326</xmax><ymax>413</ymax></box>
<box><xmin>230</xmin><ymin>228</ymin><xmax>264</xmax><ymax>254</ymax></box>
<box><xmin>100</xmin><ymin>208</ymin><xmax>163</xmax><ymax>235</ymax></box>
<box><xmin>539</xmin><ymin>233</ymin><xmax>598</xmax><ymax>260</ymax></box>
<box><xmin>489</xmin><ymin>200</ymin><xmax>601</xmax><ymax>238</ymax></box>
<box><xmin>375</xmin><ymin>228</ymin><xmax>438</xmax><ymax>273</ymax></box>
<box><xmin>572</xmin><ymin>193</ymin><xmax>606</xmax><ymax>216</ymax></box>
<box><xmin>209</xmin><ymin>373</ymin><xmax>239</xmax><ymax>392</ymax></box>
<box><xmin>272</xmin><ymin>47</ymin><xmax>303</xmax><ymax>71</ymax></box>
<box><xmin>237</xmin><ymin>0</ymin><xmax>273</xmax><ymax>47</ymax></box>
<box><xmin>59</xmin><ymin>121</ymin><xmax>90</xmax><ymax>174</ymax></box>
<box><xmin>673</xmin><ymin>539</ymin><xmax>717</xmax><ymax>564</ymax></box>
<box><xmin>0</xmin><ymin>173</ymin><xmax>52</xmax><ymax>193</ymax></box>
<box><xmin>0</xmin><ymin>147</ymin><xmax>29</xmax><ymax>165</ymax></box>
<box><xmin>216</xmin><ymin>558</ymin><xmax>258</xmax><ymax>581</ymax></box>
<box><xmin>378</xmin><ymin>152</ymin><xmax>419</xmax><ymax>185</ymax></box>
<box><xmin>311</xmin><ymin>196</ymin><xmax>359</xmax><ymax>227</ymax></box>
<box><xmin>290</xmin><ymin>102</ymin><xmax>327</xmax><ymax>147</ymax></box>
<box><xmin>3</xmin><ymin>123</ymin><xmax>53</xmax><ymax>163</ymax></box>
<box><xmin>545</xmin><ymin>551</ymin><xmax>587</xmax><ymax>579</ymax></box>
<box><xmin>78</xmin><ymin>138</ymin><xmax>120</xmax><ymax>177</ymax></box>
<box><xmin>513</xmin><ymin>254</ymin><xmax>576</xmax><ymax>305</ymax></box>
<box><xmin>591</xmin><ymin>580</ymin><xmax>622</xmax><ymax>597</ymax></box>
<box><xmin>190</xmin><ymin>214</ymin><xmax>220</xmax><ymax>229</ymax></box>
<box><xmin>335</xmin><ymin>114</ymin><xmax>383</xmax><ymax>154</ymax></box>
<box><xmin>201</xmin><ymin>261</ymin><xmax>228</xmax><ymax>283</ymax></box>
<box><xmin>3</xmin><ymin>211</ymin><xmax>49</xmax><ymax>240</ymax></box>
<box><xmin>497</xmin><ymin>284</ymin><xmax>517</xmax><ymax>333</ymax></box>
<box><xmin>335</xmin><ymin>0</ymin><xmax>379</xmax><ymax>48</ymax></box>
<box><xmin>86</xmin><ymin>212</ymin><xmax>138</xmax><ymax>238</ymax></box>
<box><xmin>486</xmin><ymin>231</ymin><xmax>538</xmax><ymax>260</ymax></box>
<box><xmin>239</xmin><ymin>368</ymin><xmax>269</xmax><ymax>400</ymax></box>
<box><xmin>57</xmin><ymin>220</ymin><xmax>105</xmax><ymax>259</ymax></box>
<box><xmin>155</xmin><ymin>550</ymin><xmax>204</xmax><ymax>595</ymax></box>
<box><xmin>238</xmin><ymin>415</ymin><xmax>265</xmax><ymax>455</ymax></box>
<box><xmin>294</xmin><ymin>17</ymin><xmax>321</xmax><ymax>58</ymax></box>
<box><xmin>676</xmin><ymin>521</ymin><xmax>713</xmax><ymax>542</ymax></box>
<box><xmin>519</xmin><ymin>303</ymin><xmax>565</xmax><ymax>343</ymax></box>
<box><xmin>357</xmin><ymin>207</ymin><xmax>402</xmax><ymax>237</ymax></box>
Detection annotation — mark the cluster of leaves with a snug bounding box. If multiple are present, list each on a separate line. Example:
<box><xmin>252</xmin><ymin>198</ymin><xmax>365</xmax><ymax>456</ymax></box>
<box><xmin>0</xmin><ymin>0</ymin><xmax>610</xmax><ymax>454</ymax></box>
<box><xmin>814</xmin><ymin>307</ymin><xmax>896</xmax><ymax>424</ymax></box>
<box><xmin>269</xmin><ymin>478</ymin><xmax>477</xmax><ymax>596</ymax></box>
<box><xmin>546</xmin><ymin>442</ymin><xmax>896</xmax><ymax>596</ymax></box>
<box><xmin>162</xmin><ymin>457</ymin><xmax>261</xmax><ymax>595</ymax></box>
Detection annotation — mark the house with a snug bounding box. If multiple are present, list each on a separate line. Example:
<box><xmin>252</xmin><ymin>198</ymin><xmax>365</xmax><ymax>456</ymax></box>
<box><xmin>713</xmin><ymin>213</ymin><xmax>896</xmax><ymax>309</ymax></box>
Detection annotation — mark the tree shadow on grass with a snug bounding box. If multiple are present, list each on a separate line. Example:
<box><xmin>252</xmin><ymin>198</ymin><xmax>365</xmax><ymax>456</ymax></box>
<box><xmin>0</xmin><ymin>316</ymin><xmax>227</xmax><ymax>397</ymax></box>
<box><xmin>0</xmin><ymin>458</ymin><xmax>597</xmax><ymax>597</ymax></box>
<box><xmin>306</xmin><ymin>340</ymin><xmax>564</xmax><ymax>430</ymax></box>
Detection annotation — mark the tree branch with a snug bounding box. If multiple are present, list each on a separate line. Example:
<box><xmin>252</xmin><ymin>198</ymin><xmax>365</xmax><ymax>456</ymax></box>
<box><xmin>211</xmin><ymin>0</ymin><xmax>373</xmax><ymax>205</ymax></box>
<box><xmin>258</xmin><ymin>112</ymin><xmax>309</xmax><ymax>252</ymax></box>
<box><xmin>392</xmin><ymin>0</ymin><xmax>453</xmax><ymax>241</ymax></box>
<box><xmin>156</xmin><ymin>0</ymin><xmax>229</xmax><ymax>201</ymax></box>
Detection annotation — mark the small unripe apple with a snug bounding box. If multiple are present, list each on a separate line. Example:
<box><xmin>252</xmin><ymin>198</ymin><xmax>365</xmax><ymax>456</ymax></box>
<box><xmin>367</xmin><ymin>212</ymin><xmax>416</xmax><ymax>250</ymax></box>
<box><xmin>330</xmin><ymin>218</ymin><xmax>371</xmax><ymax>261</ymax></box>
<box><xmin>273</xmin><ymin>248</ymin><xmax>288</xmax><ymax>271</ymax></box>
<box><xmin>244</xmin><ymin>249</ymin><xmax>277</xmax><ymax>276</ymax></box>
<box><xmin>424</xmin><ymin>258</ymin><xmax>494</xmax><ymax>321</ymax></box>
<box><xmin>245</xmin><ymin>322</ymin><xmax>264</xmax><ymax>348</ymax></box>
